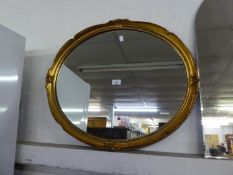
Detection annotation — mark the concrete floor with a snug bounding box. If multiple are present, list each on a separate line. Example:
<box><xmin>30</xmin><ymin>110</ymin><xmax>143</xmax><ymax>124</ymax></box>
<box><xmin>15</xmin><ymin>164</ymin><xmax>115</xmax><ymax>175</ymax></box>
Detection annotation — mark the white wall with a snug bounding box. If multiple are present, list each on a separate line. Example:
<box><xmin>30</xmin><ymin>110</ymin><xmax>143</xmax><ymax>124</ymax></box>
<box><xmin>0</xmin><ymin>25</ymin><xmax>25</xmax><ymax>175</ymax></box>
<box><xmin>0</xmin><ymin>0</ymin><xmax>204</xmax><ymax>53</ymax></box>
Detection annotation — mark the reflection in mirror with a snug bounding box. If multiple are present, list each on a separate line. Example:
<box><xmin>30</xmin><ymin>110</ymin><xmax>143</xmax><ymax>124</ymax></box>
<box><xmin>196</xmin><ymin>0</ymin><xmax>233</xmax><ymax>159</ymax></box>
<box><xmin>56</xmin><ymin>29</ymin><xmax>187</xmax><ymax>140</ymax></box>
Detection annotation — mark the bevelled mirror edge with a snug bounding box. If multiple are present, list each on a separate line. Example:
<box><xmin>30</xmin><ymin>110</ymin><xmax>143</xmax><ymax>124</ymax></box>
<box><xmin>45</xmin><ymin>19</ymin><xmax>199</xmax><ymax>150</ymax></box>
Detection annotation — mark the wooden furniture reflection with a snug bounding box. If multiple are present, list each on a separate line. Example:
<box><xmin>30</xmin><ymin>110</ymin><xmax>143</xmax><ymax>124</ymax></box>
<box><xmin>87</xmin><ymin>117</ymin><xmax>107</xmax><ymax>128</ymax></box>
<box><xmin>86</xmin><ymin>116</ymin><xmax>144</xmax><ymax>139</ymax></box>
<box><xmin>225</xmin><ymin>134</ymin><xmax>233</xmax><ymax>153</ymax></box>
<box><xmin>205</xmin><ymin>134</ymin><xmax>219</xmax><ymax>148</ymax></box>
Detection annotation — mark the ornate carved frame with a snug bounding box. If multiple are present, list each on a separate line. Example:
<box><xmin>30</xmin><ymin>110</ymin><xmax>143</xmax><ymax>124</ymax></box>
<box><xmin>46</xmin><ymin>19</ymin><xmax>199</xmax><ymax>150</ymax></box>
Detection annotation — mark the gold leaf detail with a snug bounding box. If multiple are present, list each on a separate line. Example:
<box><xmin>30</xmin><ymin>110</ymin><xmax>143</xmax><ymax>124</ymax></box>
<box><xmin>105</xmin><ymin>140</ymin><xmax>113</xmax><ymax>150</ymax></box>
<box><xmin>46</xmin><ymin>73</ymin><xmax>54</xmax><ymax>84</ymax></box>
<box><xmin>189</xmin><ymin>75</ymin><xmax>199</xmax><ymax>86</ymax></box>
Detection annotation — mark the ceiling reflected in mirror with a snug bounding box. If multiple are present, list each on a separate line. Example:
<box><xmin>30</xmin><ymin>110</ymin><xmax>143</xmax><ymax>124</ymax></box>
<box><xmin>56</xmin><ymin>29</ymin><xmax>187</xmax><ymax>140</ymax></box>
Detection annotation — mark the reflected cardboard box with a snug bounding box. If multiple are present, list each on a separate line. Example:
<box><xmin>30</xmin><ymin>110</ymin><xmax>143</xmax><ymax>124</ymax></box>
<box><xmin>87</xmin><ymin>117</ymin><xmax>107</xmax><ymax>128</ymax></box>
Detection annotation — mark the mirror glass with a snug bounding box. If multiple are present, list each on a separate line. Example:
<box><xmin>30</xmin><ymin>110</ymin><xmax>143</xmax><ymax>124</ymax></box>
<box><xmin>56</xmin><ymin>29</ymin><xmax>187</xmax><ymax>140</ymax></box>
<box><xmin>197</xmin><ymin>0</ymin><xmax>233</xmax><ymax>159</ymax></box>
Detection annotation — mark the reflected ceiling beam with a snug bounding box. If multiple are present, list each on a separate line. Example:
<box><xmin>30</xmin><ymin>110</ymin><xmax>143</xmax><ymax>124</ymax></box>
<box><xmin>202</xmin><ymin>56</ymin><xmax>233</xmax><ymax>106</ymax></box>
<box><xmin>78</xmin><ymin>61</ymin><xmax>183</xmax><ymax>72</ymax></box>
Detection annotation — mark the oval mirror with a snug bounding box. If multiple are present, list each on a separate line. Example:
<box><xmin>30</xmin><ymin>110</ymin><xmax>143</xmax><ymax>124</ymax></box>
<box><xmin>46</xmin><ymin>20</ymin><xmax>198</xmax><ymax>150</ymax></box>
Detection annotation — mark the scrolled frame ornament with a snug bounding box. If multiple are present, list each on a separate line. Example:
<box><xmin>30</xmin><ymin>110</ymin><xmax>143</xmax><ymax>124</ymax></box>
<box><xmin>46</xmin><ymin>19</ymin><xmax>199</xmax><ymax>150</ymax></box>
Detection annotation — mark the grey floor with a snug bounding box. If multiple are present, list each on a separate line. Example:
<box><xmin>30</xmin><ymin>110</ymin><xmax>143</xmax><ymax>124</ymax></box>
<box><xmin>15</xmin><ymin>164</ymin><xmax>115</xmax><ymax>175</ymax></box>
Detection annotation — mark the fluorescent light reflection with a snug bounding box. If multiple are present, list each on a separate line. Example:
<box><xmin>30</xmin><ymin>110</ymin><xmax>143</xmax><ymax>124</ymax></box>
<box><xmin>88</xmin><ymin>108</ymin><xmax>101</xmax><ymax>112</ymax></box>
<box><xmin>218</xmin><ymin>106</ymin><xmax>233</xmax><ymax>112</ymax></box>
<box><xmin>62</xmin><ymin>108</ymin><xmax>83</xmax><ymax>113</ymax></box>
<box><xmin>62</xmin><ymin>107</ymin><xmax>101</xmax><ymax>113</ymax></box>
<box><xmin>81</xmin><ymin>118</ymin><xmax>87</xmax><ymax>123</ymax></box>
<box><xmin>73</xmin><ymin>121</ymin><xmax>81</xmax><ymax>125</ymax></box>
<box><xmin>71</xmin><ymin>118</ymin><xmax>87</xmax><ymax>125</ymax></box>
<box><xmin>114</xmin><ymin>108</ymin><xmax>158</xmax><ymax>112</ymax></box>
<box><xmin>160</xmin><ymin>112</ymin><xmax>170</xmax><ymax>115</ymax></box>
<box><xmin>0</xmin><ymin>107</ymin><xmax>7</xmax><ymax>112</ymax></box>
<box><xmin>202</xmin><ymin>117</ymin><xmax>233</xmax><ymax>128</ymax></box>
<box><xmin>0</xmin><ymin>75</ymin><xmax>18</xmax><ymax>82</ymax></box>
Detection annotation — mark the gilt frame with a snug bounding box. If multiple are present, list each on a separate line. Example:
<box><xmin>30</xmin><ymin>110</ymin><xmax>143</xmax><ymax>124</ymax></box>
<box><xmin>46</xmin><ymin>19</ymin><xmax>199</xmax><ymax>150</ymax></box>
